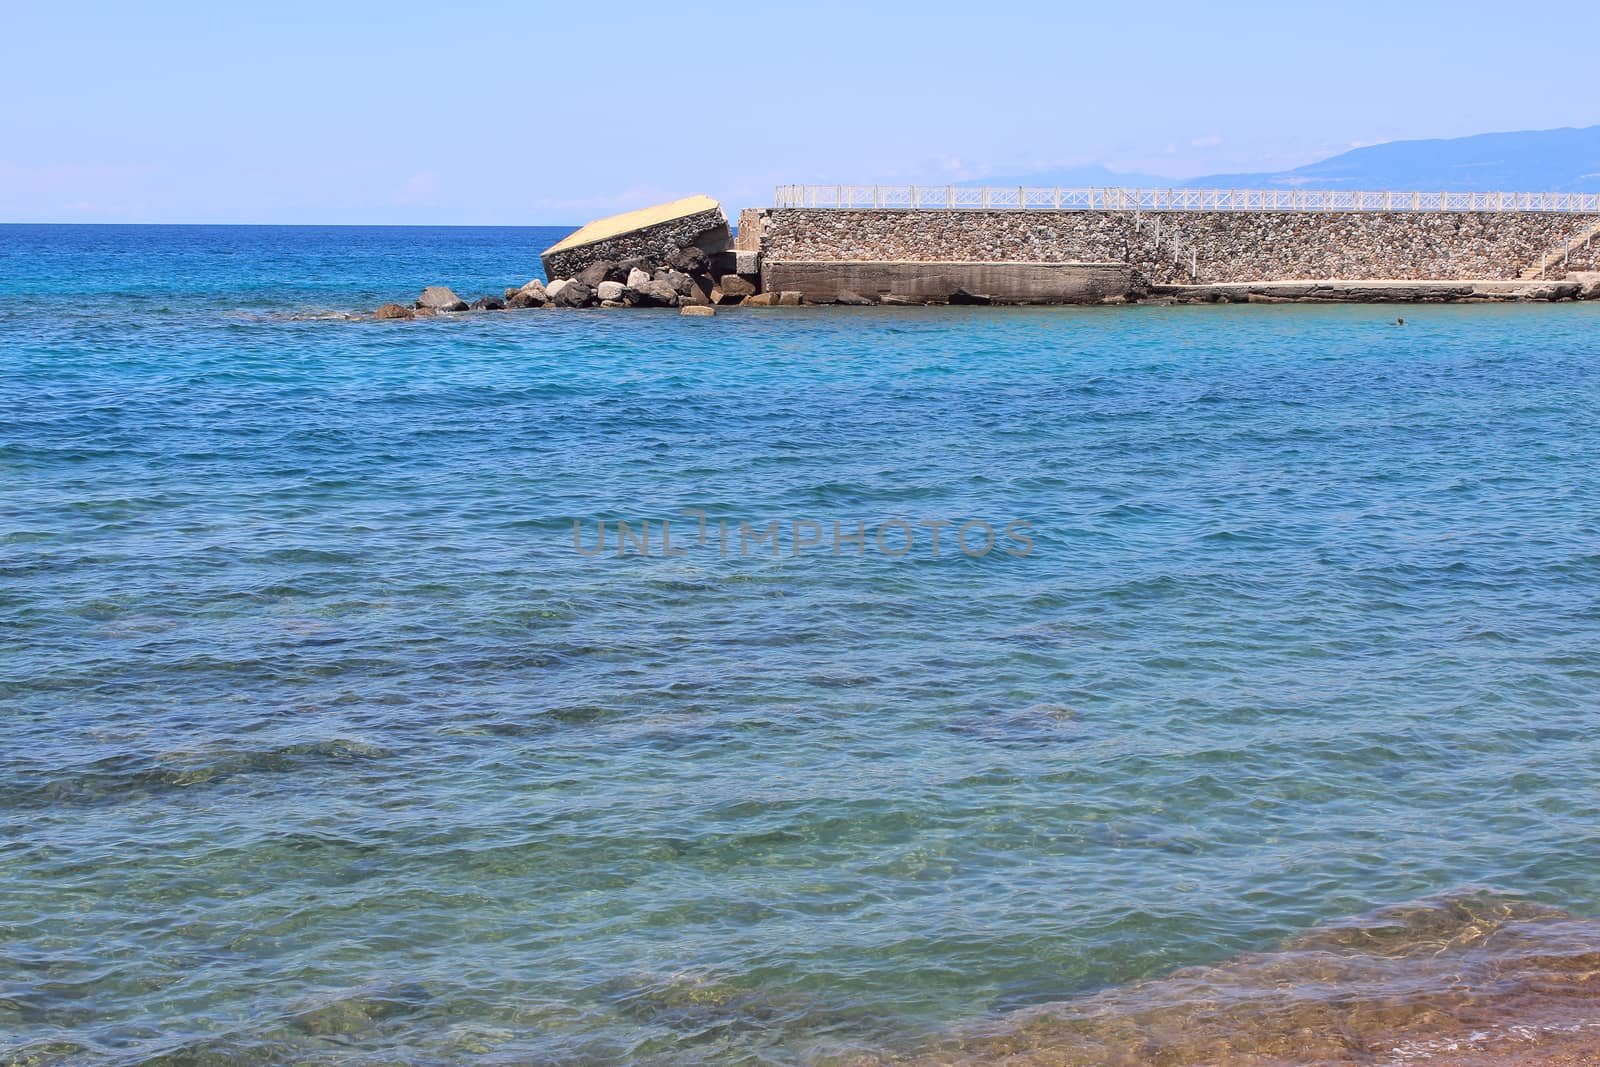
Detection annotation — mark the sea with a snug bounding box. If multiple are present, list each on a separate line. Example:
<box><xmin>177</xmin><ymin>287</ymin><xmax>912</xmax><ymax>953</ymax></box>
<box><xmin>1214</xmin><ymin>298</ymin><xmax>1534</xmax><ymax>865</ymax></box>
<box><xmin>3</xmin><ymin>223</ymin><xmax>1600</xmax><ymax>1065</ymax></box>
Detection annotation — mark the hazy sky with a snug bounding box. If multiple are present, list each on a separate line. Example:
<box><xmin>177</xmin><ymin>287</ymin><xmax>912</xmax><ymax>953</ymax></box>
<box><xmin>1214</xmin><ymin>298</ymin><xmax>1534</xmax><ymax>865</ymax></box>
<box><xmin>4</xmin><ymin>0</ymin><xmax>1598</xmax><ymax>224</ymax></box>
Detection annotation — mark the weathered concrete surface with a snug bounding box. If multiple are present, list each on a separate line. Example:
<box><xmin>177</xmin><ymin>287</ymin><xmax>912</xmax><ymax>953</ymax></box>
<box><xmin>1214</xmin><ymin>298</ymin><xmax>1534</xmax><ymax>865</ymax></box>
<box><xmin>761</xmin><ymin>260</ymin><xmax>1132</xmax><ymax>304</ymax></box>
<box><xmin>1152</xmin><ymin>279</ymin><xmax>1583</xmax><ymax>303</ymax></box>
<box><xmin>542</xmin><ymin>195</ymin><xmax>730</xmax><ymax>280</ymax></box>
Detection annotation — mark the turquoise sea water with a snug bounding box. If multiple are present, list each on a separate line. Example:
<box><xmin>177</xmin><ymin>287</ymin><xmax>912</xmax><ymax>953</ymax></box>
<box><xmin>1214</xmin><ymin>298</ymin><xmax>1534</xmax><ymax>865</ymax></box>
<box><xmin>3</xmin><ymin>225</ymin><xmax>1600</xmax><ymax>1065</ymax></box>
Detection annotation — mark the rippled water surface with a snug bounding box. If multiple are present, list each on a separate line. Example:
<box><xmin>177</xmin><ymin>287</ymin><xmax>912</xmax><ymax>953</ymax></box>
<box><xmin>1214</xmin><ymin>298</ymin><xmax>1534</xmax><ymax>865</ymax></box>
<box><xmin>3</xmin><ymin>225</ymin><xmax>1600</xmax><ymax>1065</ymax></box>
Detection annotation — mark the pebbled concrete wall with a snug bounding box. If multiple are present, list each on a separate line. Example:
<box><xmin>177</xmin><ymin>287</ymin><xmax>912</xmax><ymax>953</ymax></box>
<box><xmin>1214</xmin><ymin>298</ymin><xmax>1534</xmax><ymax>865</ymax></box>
<box><xmin>542</xmin><ymin>205</ymin><xmax>730</xmax><ymax>280</ymax></box>
<box><xmin>752</xmin><ymin>208</ymin><xmax>1600</xmax><ymax>285</ymax></box>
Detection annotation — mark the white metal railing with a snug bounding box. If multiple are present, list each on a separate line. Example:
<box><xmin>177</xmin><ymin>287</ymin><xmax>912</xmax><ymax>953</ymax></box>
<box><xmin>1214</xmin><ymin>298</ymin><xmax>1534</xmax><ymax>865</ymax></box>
<box><xmin>774</xmin><ymin>185</ymin><xmax>1600</xmax><ymax>213</ymax></box>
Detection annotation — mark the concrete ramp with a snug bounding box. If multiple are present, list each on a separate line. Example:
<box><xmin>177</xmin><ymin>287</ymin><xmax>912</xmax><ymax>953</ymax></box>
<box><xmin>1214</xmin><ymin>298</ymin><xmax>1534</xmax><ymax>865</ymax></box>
<box><xmin>541</xmin><ymin>195</ymin><xmax>730</xmax><ymax>280</ymax></box>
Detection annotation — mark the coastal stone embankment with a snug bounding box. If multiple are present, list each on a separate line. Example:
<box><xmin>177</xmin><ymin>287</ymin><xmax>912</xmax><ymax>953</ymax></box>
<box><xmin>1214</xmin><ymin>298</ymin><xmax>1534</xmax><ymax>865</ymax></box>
<box><xmin>750</xmin><ymin>207</ymin><xmax>1600</xmax><ymax>287</ymax></box>
<box><xmin>372</xmin><ymin>196</ymin><xmax>789</xmax><ymax>318</ymax></box>
<box><xmin>372</xmin><ymin>195</ymin><xmax>1600</xmax><ymax>317</ymax></box>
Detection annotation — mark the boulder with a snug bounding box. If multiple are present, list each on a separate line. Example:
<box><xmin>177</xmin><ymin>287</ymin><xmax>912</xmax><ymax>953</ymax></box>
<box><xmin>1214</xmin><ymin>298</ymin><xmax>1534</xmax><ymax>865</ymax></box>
<box><xmin>680</xmin><ymin>305</ymin><xmax>716</xmax><ymax>317</ymax></box>
<box><xmin>576</xmin><ymin>260</ymin><xmax>616</xmax><ymax>289</ymax></box>
<box><xmin>717</xmin><ymin>274</ymin><xmax>757</xmax><ymax>300</ymax></box>
<box><xmin>544</xmin><ymin>278</ymin><xmax>570</xmax><ymax>300</ymax></box>
<box><xmin>667</xmin><ymin>246</ymin><xmax>709</xmax><ymax>275</ymax></box>
<box><xmin>552</xmin><ymin>280</ymin><xmax>594</xmax><ymax>308</ymax></box>
<box><xmin>680</xmin><ymin>274</ymin><xmax>714</xmax><ymax>306</ymax></box>
<box><xmin>518</xmin><ymin>279</ymin><xmax>549</xmax><ymax>302</ymax></box>
<box><xmin>618</xmin><ymin>256</ymin><xmax>654</xmax><ymax>279</ymax></box>
<box><xmin>506</xmin><ymin>290</ymin><xmax>543</xmax><ymax>309</ymax></box>
<box><xmin>470</xmin><ymin>296</ymin><xmax>506</xmax><ymax>310</ymax></box>
<box><xmin>599</xmin><ymin>299</ymin><xmax>627</xmax><ymax>308</ymax></box>
<box><xmin>417</xmin><ymin>286</ymin><xmax>468</xmax><ymax>312</ymax></box>
<box><xmin>742</xmin><ymin>293</ymin><xmax>778</xmax><ymax>307</ymax></box>
<box><xmin>654</xmin><ymin>268</ymin><xmax>696</xmax><ymax>297</ymax></box>
<box><xmin>1567</xmin><ymin>271</ymin><xmax>1600</xmax><ymax>300</ymax></box>
<box><xmin>881</xmin><ymin>293</ymin><xmax>923</xmax><ymax>306</ymax></box>
<box><xmin>374</xmin><ymin>302</ymin><xmax>414</xmax><ymax>320</ymax></box>
<box><xmin>626</xmin><ymin>267</ymin><xmax>652</xmax><ymax>290</ymax></box>
<box><xmin>596</xmin><ymin>280</ymin><xmax>626</xmax><ymax>302</ymax></box>
<box><xmin>633</xmin><ymin>280</ymin><xmax>682</xmax><ymax>307</ymax></box>
<box><xmin>412</xmin><ymin>305</ymin><xmax>439</xmax><ymax>317</ymax></box>
<box><xmin>834</xmin><ymin>290</ymin><xmax>874</xmax><ymax>306</ymax></box>
<box><xmin>777</xmin><ymin>291</ymin><xmax>803</xmax><ymax>306</ymax></box>
<box><xmin>504</xmin><ymin>287</ymin><xmax>521</xmax><ymax>301</ymax></box>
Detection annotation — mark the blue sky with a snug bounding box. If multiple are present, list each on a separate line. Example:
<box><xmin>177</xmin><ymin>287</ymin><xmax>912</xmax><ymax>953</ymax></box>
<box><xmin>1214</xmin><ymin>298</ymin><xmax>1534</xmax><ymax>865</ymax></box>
<box><xmin>4</xmin><ymin>0</ymin><xmax>1597</xmax><ymax>224</ymax></box>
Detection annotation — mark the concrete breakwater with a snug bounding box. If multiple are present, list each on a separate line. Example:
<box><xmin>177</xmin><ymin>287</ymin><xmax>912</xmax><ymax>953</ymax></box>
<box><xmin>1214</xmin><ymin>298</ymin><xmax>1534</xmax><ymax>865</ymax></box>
<box><xmin>373</xmin><ymin>191</ymin><xmax>1600</xmax><ymax>317</ymax></box>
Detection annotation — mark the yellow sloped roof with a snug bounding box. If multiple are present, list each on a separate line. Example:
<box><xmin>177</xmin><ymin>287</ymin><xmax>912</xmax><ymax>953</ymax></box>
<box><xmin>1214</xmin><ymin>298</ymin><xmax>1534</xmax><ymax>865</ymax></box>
<box><xmin>545</xmin><ymin>195</ymin><xmax>721</xmax><ymax>255</ymax></box>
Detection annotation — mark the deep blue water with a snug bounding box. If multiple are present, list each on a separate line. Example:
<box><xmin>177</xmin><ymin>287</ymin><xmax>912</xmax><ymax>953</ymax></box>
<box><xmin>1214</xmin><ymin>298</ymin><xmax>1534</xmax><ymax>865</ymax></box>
<box><xmin>3</xmin><ymin>224</ymin><xmax>1600</xmax><ymax>1065</ymax></box>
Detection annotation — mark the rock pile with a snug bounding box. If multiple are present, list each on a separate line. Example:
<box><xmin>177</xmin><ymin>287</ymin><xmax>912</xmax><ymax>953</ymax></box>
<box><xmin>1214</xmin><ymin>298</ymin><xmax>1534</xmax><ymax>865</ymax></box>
<box><xmin>372</xmin><ymin>249</ymin><xmax>780</xmax><ymax>318</ymax></box>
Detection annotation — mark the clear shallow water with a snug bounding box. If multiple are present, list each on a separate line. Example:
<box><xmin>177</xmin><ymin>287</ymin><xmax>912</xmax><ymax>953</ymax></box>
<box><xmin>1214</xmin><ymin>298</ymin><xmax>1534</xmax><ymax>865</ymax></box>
<box><xmin>3</xmin><ymin>225</ymin><xmax>1600</xmax><ymax>1065</ymax></box>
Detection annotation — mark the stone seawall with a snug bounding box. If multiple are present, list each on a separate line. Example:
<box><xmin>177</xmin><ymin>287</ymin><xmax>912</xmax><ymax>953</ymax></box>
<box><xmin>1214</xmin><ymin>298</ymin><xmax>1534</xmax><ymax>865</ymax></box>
<box><xmin>753</xmin><ymin>208</ymin><xmax>1600</xmax><ymax>285</ymax></box>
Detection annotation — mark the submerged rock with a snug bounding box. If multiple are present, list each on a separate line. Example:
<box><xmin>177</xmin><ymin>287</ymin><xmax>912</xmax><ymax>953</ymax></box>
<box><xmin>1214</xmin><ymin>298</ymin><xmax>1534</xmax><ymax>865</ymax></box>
<box><xmin>374</xmin><ymin>302</ymin><xmax>414</xmax><ymax>320</ymax></box>
<box><xmin>289</xmin><ymin>982</ymin><xmax>430</xmax><ymax>1037</ymax></box>
<box><xmin>863</xmin><ymin>891</ymin><xmax>1600</xmax><ymax>1067</ymax></box>
<box><xmin>680</xmin><ymin>305</ymin><xmax>716</xmax><ymax>317</ymax></box>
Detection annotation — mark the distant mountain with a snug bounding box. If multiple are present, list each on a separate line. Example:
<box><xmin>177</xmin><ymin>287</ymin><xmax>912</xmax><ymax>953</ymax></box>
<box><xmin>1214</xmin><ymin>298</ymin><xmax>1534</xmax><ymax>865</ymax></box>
<box><xmin>957</xmin><ymin>126</ymin><xmax>1600</xmax><ymax>194</ymax></box>
<box><xmin>1185</xmin><ymin>126</ymin><xmax>1600</xmax><ymax>192</ymax></box>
